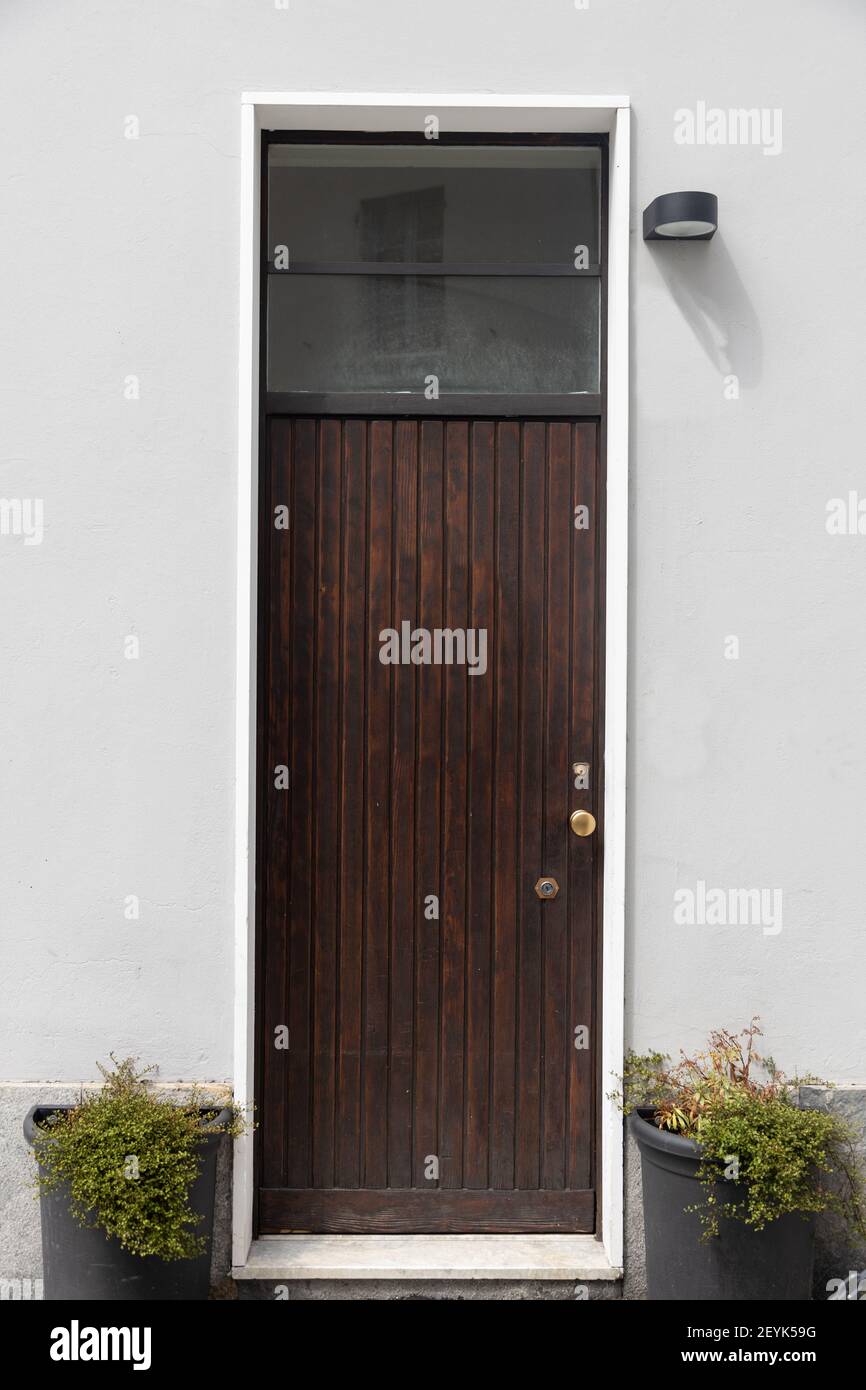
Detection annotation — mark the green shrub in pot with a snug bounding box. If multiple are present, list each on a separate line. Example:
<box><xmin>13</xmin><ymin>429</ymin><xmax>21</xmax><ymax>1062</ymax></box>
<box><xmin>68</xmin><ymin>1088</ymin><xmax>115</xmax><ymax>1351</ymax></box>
<box><xmin>28</xmin><ymin>1056</ymin><xmax>250</xmax><ymax>1297</ymax></box>
<box><xmin>614</xmin><ymin>1021</ymin><xmax>866</xmax><ymax>1300</ymax></box>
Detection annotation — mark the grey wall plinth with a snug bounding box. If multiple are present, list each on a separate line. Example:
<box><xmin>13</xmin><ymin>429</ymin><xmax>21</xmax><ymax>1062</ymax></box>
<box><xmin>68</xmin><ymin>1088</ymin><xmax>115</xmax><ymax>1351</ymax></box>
<box><xmin>801</xmin><ymin>1086</ymin><xmax>866</xmax><ymax>1299</ymax></box>
<box><xmin>235</xmin><ymin>1278</ymin><xmax>622</xmax><ymax>1301</ymax></box>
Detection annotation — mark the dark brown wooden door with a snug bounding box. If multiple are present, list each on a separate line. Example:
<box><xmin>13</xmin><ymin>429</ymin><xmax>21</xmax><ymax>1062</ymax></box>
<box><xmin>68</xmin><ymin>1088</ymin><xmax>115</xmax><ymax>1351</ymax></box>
<box><xmin>257</xmin><ymin>416</ymin><xmax>601</xmax><ymax>1233</ymax></box>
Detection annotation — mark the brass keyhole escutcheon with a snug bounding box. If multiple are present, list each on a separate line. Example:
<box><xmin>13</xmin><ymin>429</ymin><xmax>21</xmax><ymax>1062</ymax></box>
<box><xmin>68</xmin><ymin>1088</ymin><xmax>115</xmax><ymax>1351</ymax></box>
<box><xmin>569</xmin><ymin>809</ymin><xmax>597</xmax><ymax>837</ymax></box>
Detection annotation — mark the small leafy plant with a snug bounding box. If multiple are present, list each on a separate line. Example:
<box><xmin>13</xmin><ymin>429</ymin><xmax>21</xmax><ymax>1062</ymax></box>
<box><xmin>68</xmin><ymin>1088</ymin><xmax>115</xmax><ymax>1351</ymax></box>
<box><xmin>614</xmin><ymin>1020</ymin><xmax>866</xmax><ymax>1240</ymax></box>
<box><xmin>32</xmin><ymin>1057</ymin><xmax>248</xmax><ymax>1261</ymax></box>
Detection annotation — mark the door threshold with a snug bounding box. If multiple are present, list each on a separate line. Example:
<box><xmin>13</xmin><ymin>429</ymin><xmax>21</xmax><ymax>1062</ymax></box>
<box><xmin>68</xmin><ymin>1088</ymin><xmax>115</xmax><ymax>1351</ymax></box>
<box><xmin>233</xmin><ymin>1234</ymin><xmax>620</xmax><ymax>1282</ymax></box>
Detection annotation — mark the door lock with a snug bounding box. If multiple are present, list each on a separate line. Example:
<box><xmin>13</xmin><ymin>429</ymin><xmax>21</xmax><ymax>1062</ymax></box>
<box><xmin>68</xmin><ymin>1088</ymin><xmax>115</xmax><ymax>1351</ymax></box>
<box><xmin>534</xmin><ymin>877</ymin><xmax>560</xmax><ymax>900</ymax></box>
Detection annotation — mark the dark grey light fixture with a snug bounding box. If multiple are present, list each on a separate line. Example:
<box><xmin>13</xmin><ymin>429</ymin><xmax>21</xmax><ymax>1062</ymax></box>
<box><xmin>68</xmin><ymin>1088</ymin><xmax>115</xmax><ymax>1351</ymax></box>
<box><xmin>643</xmin><ymin>191</ymin><xmax>718</xmax><ymax>241</ymax></box>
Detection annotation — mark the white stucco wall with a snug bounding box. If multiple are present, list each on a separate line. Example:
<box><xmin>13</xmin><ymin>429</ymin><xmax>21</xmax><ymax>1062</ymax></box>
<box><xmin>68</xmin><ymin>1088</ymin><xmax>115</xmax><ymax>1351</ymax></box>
<box><xmin>2</xmin><ymin>0</ymin><xmax>865</xmax><ymax>1085</ymax></box>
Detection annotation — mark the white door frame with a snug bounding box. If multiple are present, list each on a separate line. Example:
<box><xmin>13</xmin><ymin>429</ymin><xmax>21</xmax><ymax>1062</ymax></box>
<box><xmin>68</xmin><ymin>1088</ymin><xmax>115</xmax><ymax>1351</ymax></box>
<box><xmin>233</xmin><ymin>92</ymin><xmax>630</xmax><ymax>1272</ymax></box>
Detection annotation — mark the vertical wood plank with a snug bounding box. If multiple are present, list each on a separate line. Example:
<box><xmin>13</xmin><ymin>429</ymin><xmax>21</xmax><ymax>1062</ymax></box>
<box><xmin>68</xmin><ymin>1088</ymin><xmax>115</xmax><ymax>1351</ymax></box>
<box><xmin>567</xmin><ymin>421</ymin><xmax>597</xmax><ymax>1190</ymax></box>
<box><xmin>362</xmin><ymin>420</ymin><xmax>393</xmax><ymax>1188</ymax></box>
<box><xmin>439</xmin><ymin>420</ymin><xmax>469</xmax><ymax>1190</ymax></box>
<box><xmin>490</xmin><ymin>421</ymin><xmax>520</xmax><ymax>1189</ymax></box>
<box><xmin>388</xmin><ymin>421</ymin><xmax>418</xmax><ymax>1187</ymax></box>
<box><xmin>515</xmin><ymin>421</ymin><xmax>546</xmax><ymax>1190</ymax></box>
<box><xmin>286</xmin><ymin>418</ymin><xmax>316</xmax><ymax>1189</ymax></box>
<box><xmin>414</xmin><ymin>421</ymin><xmax>444</xmax><ymax>1187</ymax></box>
<box><xmin>541</xmin><ymin>422</ymin><xmax>572</xmax><ymax>1189</ymax></box>
<box><xmin>464</xmin><ymin>421</ymin><xmax>494</xmax><ymax>1188</ymax></box>
<box><xmin>310</xmin><ymin>419</ymin><xmax>342</xmax><ymax>1188</ymax></box>
<box><xmin>335</xmin><ymin>419</ymin><xmax>367</xmax><ymax>1186</ymax></box>
<box><xmin>261</xmin><ymin>418</ymin><xmax>291</xmax><ymax>1187</ymax></box>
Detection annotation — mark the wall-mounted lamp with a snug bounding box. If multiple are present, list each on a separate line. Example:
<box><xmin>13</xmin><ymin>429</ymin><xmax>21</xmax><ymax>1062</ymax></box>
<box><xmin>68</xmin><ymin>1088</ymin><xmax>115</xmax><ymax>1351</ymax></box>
<box><xmin>643</xmin><ymin>191</ymin><xmax>718</xmax><ymax>241</ymax></box>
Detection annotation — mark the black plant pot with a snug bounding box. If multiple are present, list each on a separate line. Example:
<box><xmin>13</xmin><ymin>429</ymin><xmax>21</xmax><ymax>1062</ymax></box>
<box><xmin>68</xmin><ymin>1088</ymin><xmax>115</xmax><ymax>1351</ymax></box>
<box><xmin>630</xmin><ymin>1108</ymin><xmax>815</xmax><ymax>1300</ymax></box>
<box><xmin>24</xmin><ymin>1103</ymin><xmax>229</xmax><ymax>1301</ymax></box>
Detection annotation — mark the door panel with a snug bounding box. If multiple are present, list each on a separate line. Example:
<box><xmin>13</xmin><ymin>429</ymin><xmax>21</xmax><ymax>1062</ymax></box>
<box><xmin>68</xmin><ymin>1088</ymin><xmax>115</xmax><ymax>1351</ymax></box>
<box><xmin>258</xmin><ymin>416</ymin><xmax>600</xmax><ymax>1233</ymax></box>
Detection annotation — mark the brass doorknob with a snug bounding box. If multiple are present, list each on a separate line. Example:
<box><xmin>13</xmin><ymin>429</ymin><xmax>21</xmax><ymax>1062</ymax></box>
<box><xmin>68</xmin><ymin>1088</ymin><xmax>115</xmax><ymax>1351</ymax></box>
<box><xmin>570</xmin><ymin>809</ymin><xmax>596</xmax><ymax>837</ymax></box>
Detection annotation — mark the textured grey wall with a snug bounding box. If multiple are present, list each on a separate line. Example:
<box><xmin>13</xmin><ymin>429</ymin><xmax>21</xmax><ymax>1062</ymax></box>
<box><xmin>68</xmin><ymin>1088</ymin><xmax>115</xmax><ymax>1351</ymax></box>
<box><xmin>0</xmin><ymin>2</ymin><xmax>864</xmax><ymax>1121</ymax></box>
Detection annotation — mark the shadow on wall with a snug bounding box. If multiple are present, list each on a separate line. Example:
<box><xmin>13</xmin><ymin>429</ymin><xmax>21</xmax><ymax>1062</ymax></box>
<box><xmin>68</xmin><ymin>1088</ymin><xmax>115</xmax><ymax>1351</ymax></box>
<box><xmin>645</xmin><ymin>235</ymin><xmax>763</xmax><ymax>389</ymax></box>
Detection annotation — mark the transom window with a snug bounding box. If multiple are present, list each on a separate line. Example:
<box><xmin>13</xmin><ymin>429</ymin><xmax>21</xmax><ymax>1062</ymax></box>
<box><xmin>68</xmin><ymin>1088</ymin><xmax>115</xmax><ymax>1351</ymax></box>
<box><xmin>264</xmin><ymin>136</ymin><xmax>604</xmax><ymax>412</ymax></box>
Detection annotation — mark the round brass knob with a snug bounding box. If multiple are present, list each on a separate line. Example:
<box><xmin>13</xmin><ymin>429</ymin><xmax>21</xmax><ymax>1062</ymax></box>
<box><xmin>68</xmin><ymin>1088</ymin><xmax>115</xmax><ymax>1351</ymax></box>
<box><xmin>569</xmin><ymin>809</ymin><xmax>597</xmax><ymax>837</ymax></box>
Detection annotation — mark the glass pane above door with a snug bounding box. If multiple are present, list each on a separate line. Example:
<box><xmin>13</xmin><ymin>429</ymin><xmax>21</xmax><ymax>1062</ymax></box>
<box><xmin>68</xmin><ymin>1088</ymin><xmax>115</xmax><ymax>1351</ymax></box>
<box><xmin>267</xmin><ymin>143</ymin><xmax>601</xmax><ymax>267</ymax></box>
<box><xmin>267</xmin><ymin>273</ymin><xmax>600</xmax><ymax>396</ymax></box>
<box><xmin>264</xmin><ymin>140</ymin><xmax>604</xmax><ymax>403</ymax></box>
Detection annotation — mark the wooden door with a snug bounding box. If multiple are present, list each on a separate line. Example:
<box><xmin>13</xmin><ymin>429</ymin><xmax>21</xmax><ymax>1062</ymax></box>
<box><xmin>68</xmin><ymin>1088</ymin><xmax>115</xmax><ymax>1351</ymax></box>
<box><xmin>257</xmin><ymin>415</ymin><xmax>601</xmax><ymax>1232</ymax></box>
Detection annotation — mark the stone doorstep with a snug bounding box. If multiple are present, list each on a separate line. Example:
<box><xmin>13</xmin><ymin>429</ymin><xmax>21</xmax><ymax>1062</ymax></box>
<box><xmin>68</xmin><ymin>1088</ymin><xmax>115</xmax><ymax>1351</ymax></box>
<box><xmin>232</xmin><ymin>1234</ymin><xmax>621</xmax><ymax>1282</ymax></box>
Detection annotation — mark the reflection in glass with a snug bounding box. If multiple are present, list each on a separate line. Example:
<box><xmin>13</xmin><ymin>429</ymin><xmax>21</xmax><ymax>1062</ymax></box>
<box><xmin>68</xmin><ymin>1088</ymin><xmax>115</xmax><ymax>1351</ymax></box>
<box><xmin>267</xmin><ymin>145</ymin><xmax>601</xmax><ymax>266</ymax></box>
